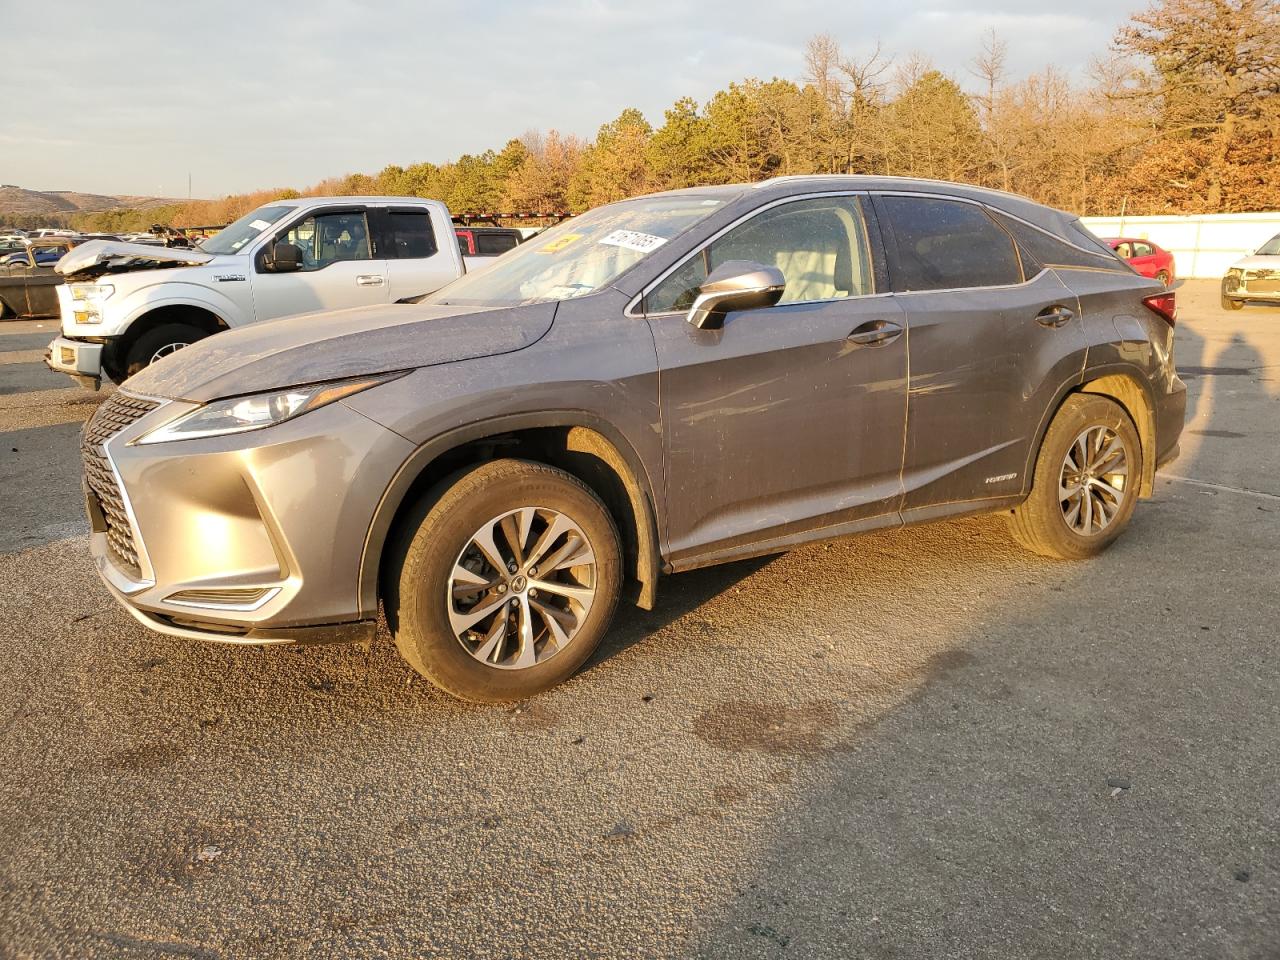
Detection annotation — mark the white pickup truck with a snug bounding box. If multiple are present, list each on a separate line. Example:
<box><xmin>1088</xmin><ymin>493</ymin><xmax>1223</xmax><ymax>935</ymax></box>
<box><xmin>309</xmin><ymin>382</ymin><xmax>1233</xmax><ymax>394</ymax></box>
<box><xmin>46</xmin><ymin>196</ymin><xmax>472</xmax><ymax>387</ymax></box>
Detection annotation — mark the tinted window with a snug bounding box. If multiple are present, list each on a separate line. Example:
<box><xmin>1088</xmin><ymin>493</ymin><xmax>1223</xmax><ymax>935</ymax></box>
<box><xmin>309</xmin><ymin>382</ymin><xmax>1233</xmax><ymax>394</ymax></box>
<box><xmin>384</xmin><ymin>210</ymin><xmax>436</xmax><ymax>259</ymax></box>
<box><xmin>278</xmin><ymin>211</ymin><xmax>371</xmax><ymax>271</ymax></box>
<box><xmin>475</xmin><ymin>231</ymin><xmax>519</xmax><ymax>256</ymax></box>
<box><xmin>992</xmin><ymin>212</ymin><xmax>1126</xmax><ymax>271</ymax></box>
<box><xmin>1133</xmin><ymin>241</ymin><xmax>1154</xmax><ymax>257</ymax></box>
<box><xmin>881</xmin><ymin>196</ymin><xmax>1022</xmax><ymax>291</ymax></box>
<box><xmin>646</xmin><ymin>195</ymin><xmax>875</xmax><ymax>314</ymax></box>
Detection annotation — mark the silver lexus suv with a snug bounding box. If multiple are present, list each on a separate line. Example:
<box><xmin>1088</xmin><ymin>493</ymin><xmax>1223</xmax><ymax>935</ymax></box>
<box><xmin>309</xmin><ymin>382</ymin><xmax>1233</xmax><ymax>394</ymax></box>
<box><xmin>82</xmin><ymin>176</ymin><xmax>1186</xmax><ymax>701</ymax></box>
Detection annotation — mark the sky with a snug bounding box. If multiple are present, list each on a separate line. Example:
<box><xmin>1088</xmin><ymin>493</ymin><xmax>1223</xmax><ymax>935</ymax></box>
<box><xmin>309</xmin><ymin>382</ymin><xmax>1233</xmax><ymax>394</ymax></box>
<box><xmin>0</xmin><ymin>0</ymin><xmax>1147</xmax><ymax>199</ymax></box>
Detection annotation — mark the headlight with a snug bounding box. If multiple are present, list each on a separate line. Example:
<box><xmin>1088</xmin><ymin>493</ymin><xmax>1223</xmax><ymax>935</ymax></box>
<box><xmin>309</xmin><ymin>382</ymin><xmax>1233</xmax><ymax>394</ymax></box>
<box><xmin>68</xmin><ymin>283</ymin><xmax>114</xmax><ymax>324</ymax></box>
<box><xmin>135</xmin><ymin>373</ymin><xmax>404</xmax><ymax>444</ymax></box>
<box><xmin>1226</xmin><ymin>268</ymin><xmax>1243</xmax><ymax>278</ymax></box>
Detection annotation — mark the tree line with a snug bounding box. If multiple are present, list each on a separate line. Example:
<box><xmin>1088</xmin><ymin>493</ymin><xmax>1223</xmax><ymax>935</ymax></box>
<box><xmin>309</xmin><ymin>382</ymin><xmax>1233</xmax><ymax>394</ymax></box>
<box><xmin>48</xmin><ymin>0</ymin><xmax>1280</xmax><ymax>233</ymax></box>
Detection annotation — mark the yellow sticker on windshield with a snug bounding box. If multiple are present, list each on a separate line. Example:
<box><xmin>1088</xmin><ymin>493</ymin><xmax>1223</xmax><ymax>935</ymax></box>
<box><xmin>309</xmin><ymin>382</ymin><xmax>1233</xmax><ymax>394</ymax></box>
<box><xmin>540</xmin><ymin>233</ymin><xmax>582</xmax><ymax>253</ymax></box>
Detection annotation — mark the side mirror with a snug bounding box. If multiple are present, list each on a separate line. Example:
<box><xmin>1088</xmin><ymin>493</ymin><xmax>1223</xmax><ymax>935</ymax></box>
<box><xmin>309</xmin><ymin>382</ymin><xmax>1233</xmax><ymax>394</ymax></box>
<box><xmin>263</xmin><ymin>241</ymin><xmax>303</xmax><ymax>273</ymax></box>
<box><xmin>687</xmin><ymin>260</ymin><xmax>785</xmax><ymax>330</ymax></box>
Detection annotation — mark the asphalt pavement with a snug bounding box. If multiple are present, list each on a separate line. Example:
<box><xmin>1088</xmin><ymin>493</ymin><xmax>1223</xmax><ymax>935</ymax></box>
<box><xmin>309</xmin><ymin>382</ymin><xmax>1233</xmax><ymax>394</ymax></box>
<box><xmin>1</xmin><ymin>282</ymin><xmax>1277</xmax><ymax>959</ymax></box>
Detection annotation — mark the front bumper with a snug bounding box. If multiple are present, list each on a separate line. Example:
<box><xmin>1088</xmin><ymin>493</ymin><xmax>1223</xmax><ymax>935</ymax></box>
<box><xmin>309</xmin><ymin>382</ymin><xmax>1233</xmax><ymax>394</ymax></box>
<box><xmin>83</xmin><ymin>389</ymin><xmax>415</xmax><ymax>645</ymax></box>
<box><xmin>1223</xmin><ymin>273</ymin><xmax>1280</xmax><ymax>302</ymax></box>
<box><xmin>46</xmin><ymin>335</ymin><xmax>104</xmax><ymax>386</ymax></box>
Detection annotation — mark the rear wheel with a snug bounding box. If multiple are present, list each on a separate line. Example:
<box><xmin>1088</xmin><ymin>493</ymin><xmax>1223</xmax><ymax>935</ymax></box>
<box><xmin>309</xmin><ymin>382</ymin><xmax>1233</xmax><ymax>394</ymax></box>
<box><xmin>1156</xmin><ymin>270</ymin><xmax>1171</xmax><ymax>287</ymax></box>
<box><xmin>386</xmin><ymin>459</ymin><xmax>622</xmax><ymax>702</ymax></box>
<box><xmin>1009</xmin><ymin>394</ymin><xmax>1142</xmax><ymax>560</ymax></box>
<box><xmin>122</xmin><ymin>322</ymin><xmax>207</xmax><ymax>379</ymax></box>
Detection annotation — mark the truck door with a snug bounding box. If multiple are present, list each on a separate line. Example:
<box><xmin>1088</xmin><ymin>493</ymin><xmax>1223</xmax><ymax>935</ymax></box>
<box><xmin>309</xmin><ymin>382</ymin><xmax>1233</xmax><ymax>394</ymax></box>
<box><xmin>374</xmin><ymin>206</ymin><xmax>463</xmax><ymax>302</ymax></box>
<box><xmin>250</xmin><ymin>207</ymin><xmax>389</xmax><ymax>322</ymax></box>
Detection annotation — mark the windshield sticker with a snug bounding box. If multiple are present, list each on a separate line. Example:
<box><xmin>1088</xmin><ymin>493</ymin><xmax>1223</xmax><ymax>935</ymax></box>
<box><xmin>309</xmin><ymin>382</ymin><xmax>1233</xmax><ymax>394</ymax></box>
<box><xmin>248</xmin><ymin>219</ymin><xmax>273</xmax><ymax>231</ymax></box>
<box><xmin>539</xmin><ymin>232</ymin><xmax>582</xmax><ymax>254</ymax></box>
<box><xmin>599</xmin><ymin>230</ymin><xmax>666</xmax><ymax>253</ymax></box>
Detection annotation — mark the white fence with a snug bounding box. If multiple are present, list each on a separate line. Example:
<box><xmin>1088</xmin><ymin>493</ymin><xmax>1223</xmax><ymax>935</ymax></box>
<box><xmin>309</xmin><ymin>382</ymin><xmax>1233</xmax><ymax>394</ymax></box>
<box><xmin>1080</xmin><ymin>212</ymin><xmax>1280</xmax><ymax>279</ymax></box>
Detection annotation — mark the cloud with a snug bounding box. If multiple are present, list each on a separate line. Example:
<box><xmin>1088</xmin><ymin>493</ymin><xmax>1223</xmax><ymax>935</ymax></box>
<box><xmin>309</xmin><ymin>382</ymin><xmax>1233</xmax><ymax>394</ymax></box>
<box><xmin>0</xmin><ymin>0</ymin><xmax>1146</xmax><ymax>196</ymax></box>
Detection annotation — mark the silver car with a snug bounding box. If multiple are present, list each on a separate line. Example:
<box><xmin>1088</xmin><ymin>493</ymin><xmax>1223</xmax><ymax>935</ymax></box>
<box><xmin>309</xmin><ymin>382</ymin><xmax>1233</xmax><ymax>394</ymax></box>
<box><xmin>82</xmin><ymin>176</ymin><xmax>1186</xmax><ymax>701</ymax></box>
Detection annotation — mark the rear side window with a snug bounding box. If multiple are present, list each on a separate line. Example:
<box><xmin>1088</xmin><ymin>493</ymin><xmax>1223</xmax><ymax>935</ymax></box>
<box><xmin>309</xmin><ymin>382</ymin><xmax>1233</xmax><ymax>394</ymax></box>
<box><xmin>475</xmin><ymin>231</ymin><xmax>519</xmax><ymax>256</ymax></box>
<box><xmin>879</xmin><ymin>196</ymin><xmax>1022</xmax><ymax>292</ymax></box>
<box><xmin>382</xmin><ymin>209</ymin><xmax>437</xmax><ymax>259</ymax></box>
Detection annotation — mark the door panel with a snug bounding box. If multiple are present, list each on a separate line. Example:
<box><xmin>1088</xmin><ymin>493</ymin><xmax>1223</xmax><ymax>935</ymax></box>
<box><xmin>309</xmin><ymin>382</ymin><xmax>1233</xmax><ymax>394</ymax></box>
<box><xmin>375</xmin><ymin>207</ymin><xmax>459</xmax><ymax>302</ymax></box>
<box><xmin>250</xmin><ymin>209</ymin><xmax>389</xmax><ymax>322</ymax></box>
<box><xmin>896</xmin><ymin>269</ymin><xmax>1085</xmax><ymax>508</ymax></box>
<box><xmin>650</xmin><ymin>296</ymin><xmax>908</xmax><ymax>564</ymax></box>
<box><xmin>25</xmin><ymin>265</ymin><xmax>62</xmax><ymax>317</ymax></box>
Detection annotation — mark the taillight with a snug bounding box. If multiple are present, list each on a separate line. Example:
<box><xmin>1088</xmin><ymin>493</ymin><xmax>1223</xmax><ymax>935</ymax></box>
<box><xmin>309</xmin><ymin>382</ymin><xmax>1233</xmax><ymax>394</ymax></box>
<box><xmin>1142</xmin><ymin>292</ymin><xmax>1176</xmax><ymax>327</ymax></box>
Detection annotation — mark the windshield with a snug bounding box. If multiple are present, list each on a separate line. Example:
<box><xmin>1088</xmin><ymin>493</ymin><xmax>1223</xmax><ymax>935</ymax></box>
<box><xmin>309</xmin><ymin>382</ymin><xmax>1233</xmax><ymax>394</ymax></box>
<box><xmin>1255</xmin><ymin>234</ymin><xmax>1280</xmax><ymax>256</ymax></box>
<box><xmin>429</xmin><ymin>195</ymin><xmax>728</xmax><ymax>306</ymax></box>
<box><xmin>198</xmin><ymin>204</ymin><xmax>295</xmax><ymax>255</ymax></box>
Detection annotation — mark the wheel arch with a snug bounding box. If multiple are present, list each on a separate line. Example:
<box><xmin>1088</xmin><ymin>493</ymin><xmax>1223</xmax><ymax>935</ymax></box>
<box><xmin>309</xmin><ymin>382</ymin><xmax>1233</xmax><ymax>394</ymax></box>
<box><xmin>106</xmin><ymin>303</ymin><xmax>229</xmax><ymax>379</ymax></box>
<box><xmin>1027</xmin><ymin>364</ymin><xmax>1157</xmax><ymax>499</ymax></box>
<box><xmin>360</xmin><ymin>412</ymin><xmax>662</xmax><ymax>618</ymax></box>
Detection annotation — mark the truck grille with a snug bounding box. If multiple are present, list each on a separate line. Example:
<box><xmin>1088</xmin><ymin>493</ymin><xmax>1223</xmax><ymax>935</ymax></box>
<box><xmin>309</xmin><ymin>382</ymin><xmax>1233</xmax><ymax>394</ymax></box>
<box><xmin>82</xmin><ymin>393</ymin><xmax>160</xmax><ymax>579</ymax></box>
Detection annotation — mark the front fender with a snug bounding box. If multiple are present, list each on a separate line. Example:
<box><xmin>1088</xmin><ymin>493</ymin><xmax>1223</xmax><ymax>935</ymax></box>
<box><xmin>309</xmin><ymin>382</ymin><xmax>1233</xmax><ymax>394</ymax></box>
<box><xmin>117</xmin><ymin>282</ymin><xmax>242</xmax><ymax>328</ymax></box>
<box><xmin>355</xmin><ymin>409</ymin><xmax>663</xmax><ymax>618</ymax></box>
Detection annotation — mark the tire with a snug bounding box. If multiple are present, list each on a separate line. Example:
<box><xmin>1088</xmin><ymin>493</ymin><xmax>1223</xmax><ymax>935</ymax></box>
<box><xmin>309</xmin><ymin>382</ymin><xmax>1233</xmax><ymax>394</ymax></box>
<box><xmin>1008</xmin><ymin>394</ymin><xmax>1142</xmax><ymax>560</ymax></box>
<box><xmin>122</xmin><ymin>322</ymin><xmax>207</xmax><ymax>379</ymax></box>
<box><xmin>386</xmin><ymin>459</ymin><xmax>622</xmax><ymax>702</ymax></box>
<box><xmin>1221</xmin><ymin>294</ymin><xmax>1244</xmax><ymax>311</ymax></box>
<box><xmin>1156</xmin><ymin>270</ymin><xmax>1170</xmax><ymax>287</ymax></box>
<box><xmin>0</xmin><ymin>297</ymin><xmax>11</xmax><ymax>321</ymax></box>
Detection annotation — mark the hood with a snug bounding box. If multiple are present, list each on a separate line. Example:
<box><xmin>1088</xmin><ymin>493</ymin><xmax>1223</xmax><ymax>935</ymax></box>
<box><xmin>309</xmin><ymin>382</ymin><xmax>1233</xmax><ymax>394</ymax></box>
<box><xmin>123</xmin><ymin>299</ymin><xmax>557</xmax><ymax>403</ymax></box>
<box><xmin>57</xmin><ymin>239</ymin><xmax>214</xmax><ymax>277</ymax></box>
<box><xmin>1230</xmin><ymin>254</ymin><xmax>1280</xmax><ymax>272</ymax></box>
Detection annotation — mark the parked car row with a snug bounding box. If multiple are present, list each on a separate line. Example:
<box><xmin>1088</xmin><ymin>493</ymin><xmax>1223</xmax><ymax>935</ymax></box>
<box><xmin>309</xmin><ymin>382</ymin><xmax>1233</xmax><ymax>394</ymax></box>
<box><xmin>71</xmin><ymin>175</ymin><xmax>1187</xmax><ymax>703</ymax></box>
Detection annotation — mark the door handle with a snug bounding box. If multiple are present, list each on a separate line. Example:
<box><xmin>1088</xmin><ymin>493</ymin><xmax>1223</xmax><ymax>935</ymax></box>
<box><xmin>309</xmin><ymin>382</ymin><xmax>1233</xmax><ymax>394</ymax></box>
<box><xmin>847</xmin><ymin>319</ymin><xmax>904</xmax><ymax>346</ymax></box>
<box><xmin>356</xmin><ymin>275</ymin><xmax>385</xmax><ymax>286</ymax></box>
<box><xmin>1036</xmin><ymin>305</ymin><xmax>1074</xmax><ymax>327</ymax></box>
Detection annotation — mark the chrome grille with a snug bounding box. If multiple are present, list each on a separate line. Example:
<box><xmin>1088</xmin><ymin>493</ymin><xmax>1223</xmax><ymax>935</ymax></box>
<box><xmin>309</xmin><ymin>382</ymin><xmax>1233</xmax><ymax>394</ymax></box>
<box><xmin>81</xmin><ymin>393</ymin><xmax>159</xmax><ymax>579</ymax></box>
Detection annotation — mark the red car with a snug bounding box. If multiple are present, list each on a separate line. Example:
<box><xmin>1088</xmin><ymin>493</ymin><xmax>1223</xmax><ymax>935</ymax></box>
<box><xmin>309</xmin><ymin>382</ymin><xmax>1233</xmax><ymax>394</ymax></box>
<box><xmin>1103</xmin><ymin>237</ymin><xmax>1175</xmax><ymax>287</ymax></box>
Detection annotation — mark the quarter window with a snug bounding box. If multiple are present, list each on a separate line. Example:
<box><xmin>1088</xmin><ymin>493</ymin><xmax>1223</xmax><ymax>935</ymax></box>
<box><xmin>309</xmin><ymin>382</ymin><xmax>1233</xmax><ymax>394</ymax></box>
<box><xmin>646</xmin><ymin>196</ymin><xmax>875</xmax><ymax>314</ymax></box>
<box><xmin>277</xmin><ymin>211</ymin><xmax>372</xmax><ymax>271</ymax></box>
<box><xmin>994</xmin><ymin>212</ymin><xmax>1128</xmax><ymax>271</ymax></box>
<box><xmin>880</xmin><ymin>196</ymin><xmax>1023</xmax><ymax>292</ymax></box>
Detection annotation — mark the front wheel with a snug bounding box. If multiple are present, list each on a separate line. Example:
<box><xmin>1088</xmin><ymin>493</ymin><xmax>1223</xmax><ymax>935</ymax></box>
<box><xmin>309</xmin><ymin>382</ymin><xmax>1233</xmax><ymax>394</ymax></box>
<box><xmin>122</xmin><ymin>322</ymin><xmax>207</xmax><ymax>379</ymax></box>
<box><xmin>1221</xmin><ymin>294</ymin><xmax>1244</xmax><ymax>311</ymax></box>
<box><xmin>386</xmin><ymin>459</ymin><xmax>622</xmax><ymax>702</ymax></box>
<box><xmin>1009</xmin><ymin>394</ymin><xmax>1142</xmax><ymax>560</ymax></box>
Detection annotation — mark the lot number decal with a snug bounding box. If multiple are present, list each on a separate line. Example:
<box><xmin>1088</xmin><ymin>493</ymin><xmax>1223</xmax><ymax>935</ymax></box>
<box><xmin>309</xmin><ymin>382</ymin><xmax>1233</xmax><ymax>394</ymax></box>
<box><xmin>599</xmin><ymin>230</ymin><xmax>667</xmax><ymax>253</ymax></box>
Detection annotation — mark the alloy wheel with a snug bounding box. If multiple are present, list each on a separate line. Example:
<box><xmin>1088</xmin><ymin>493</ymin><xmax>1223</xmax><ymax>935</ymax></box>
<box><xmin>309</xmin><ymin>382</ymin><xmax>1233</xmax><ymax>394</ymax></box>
<box><xmin>447</xmin><ymin>506</ymin><xmax>597</xmax><ymax>670</ymax></box>
<box><xmin>1059</xmin><ymin>425</ymin><xmax>1129</xmax><ymax>535</ymax></box>
<box><xmin>150</xmin><ymin>341</ymin><xmax>189</xmax><ymax>363</ymax></box>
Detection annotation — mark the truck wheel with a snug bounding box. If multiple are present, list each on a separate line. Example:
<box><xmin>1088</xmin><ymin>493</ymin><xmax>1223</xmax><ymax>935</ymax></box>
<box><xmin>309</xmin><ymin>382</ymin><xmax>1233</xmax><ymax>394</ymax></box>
<box><xmin>123</xmin><ymin>323</ymin><xmax>207</xmax><ymax>379</ymax></box>
<box><xmin>1008</xmin><ymin>394</ymin><xmax>1142</xmax><ymax>560</ymax></box>
<box><xmin>386</xmin><ymin>459</ymin><xmax>622</xmax><ymax>702</ymax></box>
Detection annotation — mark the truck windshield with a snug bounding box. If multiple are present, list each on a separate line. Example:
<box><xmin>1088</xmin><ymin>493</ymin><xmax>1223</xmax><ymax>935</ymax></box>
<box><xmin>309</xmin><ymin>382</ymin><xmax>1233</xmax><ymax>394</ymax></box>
<box><xmin>429</xmin><ymin>195</ymin><xmax>727</xmax><ymax>306</ymax></box>
<box><xmin>198</xmin><ymin>205</ymin><xmax>295</xmax><ymax>255</ymax></box>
